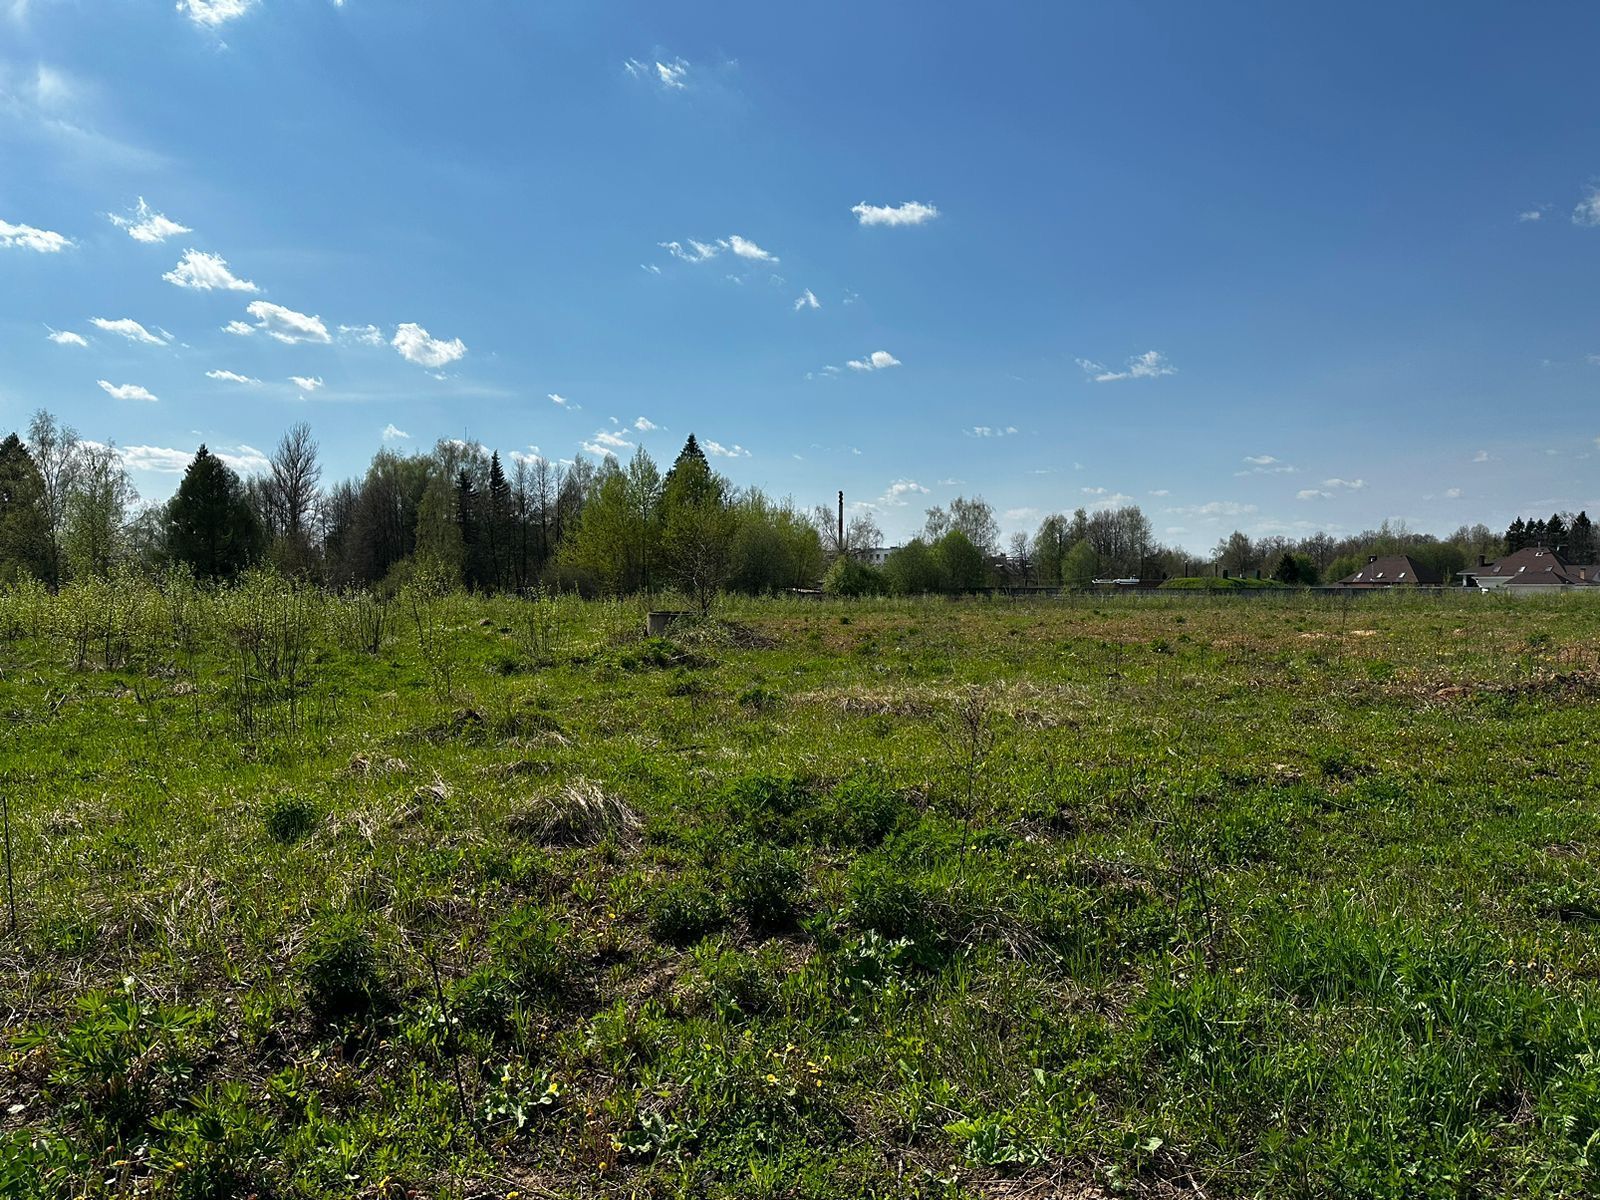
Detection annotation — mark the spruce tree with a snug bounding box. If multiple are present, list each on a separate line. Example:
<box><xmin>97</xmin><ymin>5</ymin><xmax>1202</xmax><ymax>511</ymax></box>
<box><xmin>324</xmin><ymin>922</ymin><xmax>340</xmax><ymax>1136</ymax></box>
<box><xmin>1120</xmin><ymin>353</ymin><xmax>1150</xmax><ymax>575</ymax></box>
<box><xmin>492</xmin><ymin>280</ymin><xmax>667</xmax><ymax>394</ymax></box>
<box><xmin>0</xmin><ymin>432</ymin><xmax>52</xmax><ymax>583</ymax></box>
<box><xmin>165</xmin><ymin>446</ymin><xmax>264</xmax><ymax>580</ymax></box>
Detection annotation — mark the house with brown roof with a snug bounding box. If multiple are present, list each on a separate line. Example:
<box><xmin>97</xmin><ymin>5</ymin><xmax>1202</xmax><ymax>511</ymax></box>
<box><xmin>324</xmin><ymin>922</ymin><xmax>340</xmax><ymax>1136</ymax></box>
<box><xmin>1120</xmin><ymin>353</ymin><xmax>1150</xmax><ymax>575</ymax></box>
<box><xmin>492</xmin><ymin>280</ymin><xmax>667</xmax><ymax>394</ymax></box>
<box><xmin>1334</xmin><ymin>554</ymin><xmax>1442</xmax><ymax>587</ymax></box>
<box><xmin>1457</xmin><ymin>547</ymin><xmax>1600</xmax><ymax>592</ymax></box>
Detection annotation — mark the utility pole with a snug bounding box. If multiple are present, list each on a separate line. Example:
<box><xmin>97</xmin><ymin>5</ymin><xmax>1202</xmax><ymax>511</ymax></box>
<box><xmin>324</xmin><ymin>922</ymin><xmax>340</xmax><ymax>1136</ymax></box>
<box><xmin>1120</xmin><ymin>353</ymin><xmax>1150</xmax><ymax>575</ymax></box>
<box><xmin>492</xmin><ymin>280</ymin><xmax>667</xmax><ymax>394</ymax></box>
<box><xmin>837</xmin><ymin>491</ymin><xmax>845</xmax><ymax>557</ymax></box>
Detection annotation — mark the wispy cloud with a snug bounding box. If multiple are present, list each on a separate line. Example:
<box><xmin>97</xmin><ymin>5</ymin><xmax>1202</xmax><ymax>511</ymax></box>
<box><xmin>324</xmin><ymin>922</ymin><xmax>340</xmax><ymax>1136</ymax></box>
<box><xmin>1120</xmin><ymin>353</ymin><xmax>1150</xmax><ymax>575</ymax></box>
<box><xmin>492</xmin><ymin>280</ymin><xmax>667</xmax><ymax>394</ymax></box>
<box><xmin>338</xmin><ymin>323</ymin><xmax>385</xmax><ymax>346</ymax></box>
<box><xmin>794</xmin><ymin>288</ymin><xmax>820</xmax><ymax>311</ymax></box>
<box><xmin>1</xmin><ymin>217</ymin><xmax>71</xmax><ymax>252</ymax></box>
<box><xmin>382</xmin><ymin>423</ymin><xmax>410</xmax><ymax>441</ymax></box>
<box><xmin>633</xmin><ymin>416</ymin><xmax>658</xmax><ymax>431</ymax></box>
<box><xmin>290</xmin><ymin>375</ymin><xmax>324</xmax><ymax>392</ymax></box>
<box><xmin>847</xmin><ymin>350</ymin><xmax>901</xmax><ymax>372</ymax></box>
<box><xmin>878</xmin><ymin>479</ymin><xmax>929</xmax><ymax>506</ymax></box>
<box><xmin>217</xmin><ymin>444</ymin><xmax>270</xmax><ymax>475</ymax></box>
<box><xmin>164</xmin><ymin>248</ymin><xmax>257</xmax><ymax>292</ymax></box>
<box><xmin>852</xmin><ymin>200</ymin><xmax>940</xmax><ymax>227</ymax></box>
<box><xmin>1573</xmin><ymin>185</ymin><xmax>1600</xmax><ymax>227</ymax></box>
<box><xmin>392</xmin><ymin>322</ymin><xmax>467</xmax><ymax>368</ymax></box>
<box><xmin>1518</xmin><ymin>208</ymin><xmax>1545</xmax><ymax>223</ymax></box>
<box><xmin>659</xmin><ymin>239</ymin><xmax>719</xmax><ymax>263</ymax></box>
<box><xmin>90</xmin><ymin>317</ymin><xmax>169</xmax><ymax>346</ymax></box>
<box><xmin>176</xmin><ymin>0</ymin><xmax>255</xmax><ymax>27</ymax></box>
<box><xmin>108</xmin><ymin>198</ymin><xmax>189</xmax><ymax>243</ymax></box>
<box><xmin>548</xmin><ymin>393</ymin><xmax>580</xmax><ymax>410</ymax></box>
<box><xmin>1472</xmin><ymin>449</ymin><xmax>1493</xmax><ymax>463</ymax></box>
<box><xmin>1076</xmin><ymin>350</ymin><xmax>1177</xmax><ymax>382</ymax></box>
<box><xmin>1322</xmin><ymin>477</ymin><xmax>1366</xmax><ymax>491</ymax></box>
<box><xmin>966</xmin><ymin>425</ymin><xmax>1018</xmax><ymax>438</ymax></box>
<box><xmin>98</xmin><ymin>380</ymin><xmax>157</xmax><ymax>402</ymax></box>
<box><xmin>46</xmin><ymin>328</ymin><xmax>87</xmax><ymax>346</ymax></box>
<box><xmin>625</xmin><ymin>57</ymin><xmax>688</xmax><ymax>90</ymax></box>
<box><xmin>1168</xmin><ymin>500</ymin><xmax>1257</xmax><ymax>518</ymax></box>
<box><xmin>1236</xmin><ymin>454</ymin><xmax>1296</xmax><ymax>476</ymax></box>
<box><xmin>241</xmin><ymin>301</ymin><xmax>330</xmax><ymax>344</ymax></box>
<box><xmin>206</xmin><ymin>369</ymin><xmax>258</xmax><ymax>384</ymax></box>
<box><xmin>722</xmin><ymin>234</ymin><xmax>776</xmax><ymax>262</ymax></box>
<box><xmin>581</xmin><ymin>428</ymin><xmax>633</xmax><ymax>457</ymax></box>
<box><xmin>704</xmin><ymin>439</ymin><xmax>751</xmax><ymax>458</ymax></box>
<box><xmin>1296</xmin><ymin>489</ymin><xmax>1332</xmax><ymax>501</ymax></box>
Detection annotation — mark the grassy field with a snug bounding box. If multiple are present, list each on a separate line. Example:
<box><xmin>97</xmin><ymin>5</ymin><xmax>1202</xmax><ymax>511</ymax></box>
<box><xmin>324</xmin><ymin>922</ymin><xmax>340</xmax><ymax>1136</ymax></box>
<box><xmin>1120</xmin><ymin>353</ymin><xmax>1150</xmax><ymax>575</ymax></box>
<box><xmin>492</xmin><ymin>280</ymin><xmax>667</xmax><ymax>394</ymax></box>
<box><xmin>4</xmin><ymin>575</ymin><xmax>1600</xmax><ymax>1199</ymax></box>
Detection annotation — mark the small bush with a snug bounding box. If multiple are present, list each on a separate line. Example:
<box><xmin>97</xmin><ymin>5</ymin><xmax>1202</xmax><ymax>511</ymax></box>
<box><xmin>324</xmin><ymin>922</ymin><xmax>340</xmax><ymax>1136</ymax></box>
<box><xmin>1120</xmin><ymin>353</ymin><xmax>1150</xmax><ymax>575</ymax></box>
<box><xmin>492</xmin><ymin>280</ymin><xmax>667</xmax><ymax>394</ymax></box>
<box><xmin>262</xmin><ymin>795</ymin><xmax>319</xmax><ymax>844</ymax></box>
<box><xmin>737</xmin><ymin>684</ymin><xmax>781</xmax><ymax>713</ymax></box>
<box><xmin>492</xmin><ymin>903</ymin><xmax>585</xmax><ymax>1001</ymax></box>
<box><xmin>728</xmin><ymin>844</ymin><xmax>805</xmax><ymax>930</ymax></box>
<box><xmin>648</xmin><ymin>878</ymin><xmax>728</xmax><ymax>946</ymax></box>
<box><xmin>297</xmin><ymin>912</ymin><xmax>394</xmax><ymax>1024</ymax></box>
<box><xmin>826</xmin><ymin>778</ymin><xmax>910</xmax><ymax>847</ymax></box>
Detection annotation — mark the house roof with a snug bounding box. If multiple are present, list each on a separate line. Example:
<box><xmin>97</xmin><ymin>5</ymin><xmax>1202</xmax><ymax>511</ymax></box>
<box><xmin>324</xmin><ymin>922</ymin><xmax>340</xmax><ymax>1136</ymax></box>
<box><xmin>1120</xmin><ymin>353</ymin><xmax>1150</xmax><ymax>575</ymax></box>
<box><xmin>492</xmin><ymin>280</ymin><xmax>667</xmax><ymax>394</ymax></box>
<box><xmin>1470</xmin><ymin>547</ymin><xmax>1600</xmax><ymax>586</ymax></box>
<box><xmin>1335</xmin><ymin>555</ymin><xmax>1443</xmax><ymax>586</ymax></box>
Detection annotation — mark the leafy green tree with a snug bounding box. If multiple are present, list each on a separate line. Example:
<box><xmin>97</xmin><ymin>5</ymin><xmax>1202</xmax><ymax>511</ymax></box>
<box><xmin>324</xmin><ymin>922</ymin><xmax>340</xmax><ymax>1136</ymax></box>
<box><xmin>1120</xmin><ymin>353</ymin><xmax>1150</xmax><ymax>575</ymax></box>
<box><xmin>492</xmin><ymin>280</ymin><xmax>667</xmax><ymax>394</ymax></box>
<box><xmin>882</xmin><ymin>538</ymin><xmax>945</xmax><ymax>594</ymax></box>
<box><xmin>1030</xmin><ymin>514</ymin><xmax>1071</xmax><ymax>586</ymax></box>
<box><xmin>660</xmin><ymin>445</ymin><xmax>735</xmax><ymax>612</ymax></box>
<box><xmin>62</xmin><ymin>442</ymin><xmax>135</xmax><ymax>579</ymax></box>
<box><xmin>823</xmin><ymin>554</ymin><xmax>884</xmax><ymax>596</ymax></box>
<box><xmin>728</xmin><ymin>491</ymin><xmax>823</xmax><ymax>593</ymax></box>
<box><xmin>1061</xmin><ymin>538</ymin><xmax>1100</xmax><ymax>588</ymax></box>
<box><xmin>414</xmin><ymin>471</ymin><xmax>466</xmax><ymax>582</ymax></box>
<box><xmin>0</xmin><ymin>432</ymin><xmax>51</xmax><ymax>583</ymax></box>
<box><xmin>164</xmin><ymin>446</ymin><xmax>265</xmax><ymax>580</ymax></box>
<box><xmin>934</xmin><ymin>529</ymin><xmax>988</xmax><ymax>590</ymax></box>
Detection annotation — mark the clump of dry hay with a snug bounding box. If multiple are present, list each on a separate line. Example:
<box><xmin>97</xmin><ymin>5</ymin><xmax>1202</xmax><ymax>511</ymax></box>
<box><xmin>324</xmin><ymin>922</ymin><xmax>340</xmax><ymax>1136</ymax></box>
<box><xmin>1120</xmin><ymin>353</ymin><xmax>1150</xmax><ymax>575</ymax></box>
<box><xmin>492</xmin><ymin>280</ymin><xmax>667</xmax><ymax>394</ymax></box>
<box><xmin>507</xmin><ymin>779</ymin><xmax>640</xmax><ymax>847</ymax></box>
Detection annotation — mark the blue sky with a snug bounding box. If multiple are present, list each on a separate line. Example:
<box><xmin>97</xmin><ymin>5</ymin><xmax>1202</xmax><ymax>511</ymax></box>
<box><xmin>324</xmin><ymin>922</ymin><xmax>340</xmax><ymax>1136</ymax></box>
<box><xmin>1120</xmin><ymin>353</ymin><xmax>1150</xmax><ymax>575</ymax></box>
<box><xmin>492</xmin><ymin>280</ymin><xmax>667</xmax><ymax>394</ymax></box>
<box><xmin>2</xmin><ymin>1</ymin><xmax>1598</xmax><ymax>551</ymax></box>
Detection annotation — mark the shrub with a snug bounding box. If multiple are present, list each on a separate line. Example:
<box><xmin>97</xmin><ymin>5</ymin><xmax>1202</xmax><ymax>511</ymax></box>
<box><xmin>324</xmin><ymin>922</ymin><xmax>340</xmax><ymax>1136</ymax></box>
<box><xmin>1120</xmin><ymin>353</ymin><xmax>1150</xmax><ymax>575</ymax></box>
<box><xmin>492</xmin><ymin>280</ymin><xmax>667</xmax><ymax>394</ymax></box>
<box><xmin>297</xmin><ymin>912</ymin><xmax>394</xmax><ymax>1024</ymax></box>
<box><xmin>262</xmin><ymin>795</ymin><xmax>319</xmax><ymax>845</ymax></box>
<box><xmin>648</xmin><ymin>878</ymin><xmax>728</xmax><ymax>946</ymax></box>
<box><xmin>728</xmin><ymin>844</ymin><xmax>805</xmax><ymax>930</ymax></box>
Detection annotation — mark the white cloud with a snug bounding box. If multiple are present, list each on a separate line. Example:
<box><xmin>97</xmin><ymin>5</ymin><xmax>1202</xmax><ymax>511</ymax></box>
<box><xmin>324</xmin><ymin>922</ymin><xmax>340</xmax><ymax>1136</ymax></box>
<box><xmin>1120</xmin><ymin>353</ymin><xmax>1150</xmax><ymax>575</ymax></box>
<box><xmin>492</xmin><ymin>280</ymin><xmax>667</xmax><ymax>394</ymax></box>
<box><xmin>46</xmin><ymin>328</ymin><xmax>87</xmax><ymax>346</ymax></box>
<box><xmin>721</xmin><ymin>234</ymin><xmax>777</xmax><ymax>262</ymax></box>
<box><xmin>1243</xmin><ymin>454</ymin><xmax>1278</xmax><ymax>466</ymax></box>
<box><xmin>206</xmin><ymin>369</ymin><xmax>258</xmax><ymax>384</ymax></box>
<box><xmin>1149</xmin><ymin>489</ymin><xmax>1170</xmax><ymax>497</ymax></box>
<box><xmin>1004</xmin><ymin>507</ymin><xmax>1040</xmax><ymax>522</ymax></box>
<box><xmin>1168</xmin><ymin>500</ymin><xmax>1257</xmax><ymax>518</ymax></box>
<box><xmin>244</xmin><ymin>301</ymin><xmax>331</xmax><ymax>344</ymax></box>
<box><xmin>290</xmin><ymin>375</ymin><xmax>324</xmax><ymax>392</ymax></box>
<box><xmin>1573</xmin><ymin>186</ymin><xmax>1600</xmax><ymax>227</ymax></box>
<box><xmin>0</xmin><ymin>218</ymin><xmax>71</xmax><ymax>252</ymax></box>
<box><xmin>120</xmin><ymin>445</ymin><xmax>191</xmax><ymax>472</ymax></box>
<box><xmin>704</xmin><ymin>439</ymin><xmax>750</xmax><ymax>458</ymax></box>
<box><xmin>1322</xmin><ymin>477</ymin><xmax>1366</xmax><ymax>491</ymax></box>
<box><xmin>176</xmin><ymin>0</ymin><xmax>255</xmax><ymax>27</ymax></box>
<box><xmin>1444</xmin><ymin>487</ymin><xmax>1463</xmax><ymax>499</ymax></box>
<box><xmin>223</xmin><ymin>320</ymin><xmax>254</xmax><ymax>336</ymax></box>
<box><xmin>878</xmin><ymin>479</ymin><xmax>928</xmax><ymax>506</ymax></box>
<box><xmin>1076</xmin><ymin>350</ymin><xmax>1177</xmax><ymax>382</ymax></box>
<box><xmin>382</xmin><ymin>423</ymin><xmax>410</xmax><ymax>441</ymax></box>
<box><xmin>338</xmin><ymin>323</ymin><xmax>386</xmax><ymax>346</ymax></box>
<box><xmin>1472</xmin><ymin>449</ymin><xmax>1492</xmax><ymax>463</ymax></box>
<box><xmin>392</xmin><ymin>321</ymin><xmax>466</xmax><ymax>368</ymax></box>
<box><xmin>626</xmin><ymin>57</ymin><xmax>688</xmax><ymax>89</ymax></box>
<box><xmin>548</xmin><ymin>393</ymin><xmax>580</xmax><ymax>409</ymax></box>
<box><xmin>640</xmin><ymin>263</ymin><xmax>662</xmax><ymax>275</ymax></box>
<box><xmin>633</xmin><ymin>416</ymin><xmax>658</xmax><ymax>431</ymax></box>
<box><xmin>97</xmin><ymin>380</ymin><xmax>158</xmax><ymax>402</ymax></box>
<box><xmin>851</xmin><ymin>201</ymin><xmax>940</xmax><ymax>227</ymax></box>
<box><xmin>581</xmin><ymin>428</ymin><xmax>634</xmax><ymax>457</ymax></box>
<box><xmin>847</xmin><ymin>350</ymin><xmax>901</xmax><ymax>372</ymax></box>
<box><xmin>163</xmin><ymin>248</ymin><xmax>257</xmax><ymax>292</ymax></box>
<box><xmin>216</xmin><ymin>444</ymin><xmax>269</xmax><ymax>475</ymax></box>
<box><xmin>1518</xmin><ymin>209</ymin><xmax>1544</xmax><ymax>223</ymax></box>
<box><xmin>794</xmin><ymin>288</ymin><xmax>820</xmax><ymax>311</ymax></box>
<box><xmin>1237</xmin><ymin>454</ymin><xmax>1296</xmax><ymax>476</ymax></box>
<box><xmin>1297</xmin><ymin>489</ymin><xmax>1332</xmax><ymax>501</ymax></box>
<box><xmin>90</xmin><ymin>317</ymin><xmax>169</xmax><ymax>346</ymax></box>
<box><xmin>108</xmin><ymin>198</ymin><xmax>190</xmax><ymax>243</ymax></box>
<box><xmin>659</xmin><ymin>239</ymin><xmax>720</xmax><ymax>263</ymax></box>
<box><xmin>966</xmin><ymin>425</ymin><xmax>1018</xmax><ymax>438</ymax></box>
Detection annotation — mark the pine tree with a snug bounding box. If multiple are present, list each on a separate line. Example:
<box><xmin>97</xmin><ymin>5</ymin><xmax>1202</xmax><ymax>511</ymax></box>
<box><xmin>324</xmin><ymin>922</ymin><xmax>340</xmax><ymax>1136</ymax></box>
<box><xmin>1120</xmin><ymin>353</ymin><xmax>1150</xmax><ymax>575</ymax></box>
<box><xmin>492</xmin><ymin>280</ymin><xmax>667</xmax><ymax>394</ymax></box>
<box><xmin>1570</xmin><ymin>511</ymin><xmax>1596</xmax><ymax>563</ymax></box>
<box><xmin>454</xmin><ymin>468</ymin><xmax>484</xmax><ymax>589</ymax></box>
<box><xmin>486</xmin><ymin>451</ymin><xmax>511</xmax><ymax>590</ymax></box>
<box><xmin>1546</xmin><ymin>512</ymin><xmax>1568</xmax><ymax>552</ymax></box>
<box><xmin>1506</xmin><ymin>517</ymin><xmax>1526</xmax><ymax>553</ymax></box>
<box><xmin>165</xmin><ymin>446</ymin><xmax>264</xmax><ymax>580</ymax></box>
<box><xmin>0</xmin><ymin>432</ymin><xmax>52</xmax><ymax>583</ymax></box>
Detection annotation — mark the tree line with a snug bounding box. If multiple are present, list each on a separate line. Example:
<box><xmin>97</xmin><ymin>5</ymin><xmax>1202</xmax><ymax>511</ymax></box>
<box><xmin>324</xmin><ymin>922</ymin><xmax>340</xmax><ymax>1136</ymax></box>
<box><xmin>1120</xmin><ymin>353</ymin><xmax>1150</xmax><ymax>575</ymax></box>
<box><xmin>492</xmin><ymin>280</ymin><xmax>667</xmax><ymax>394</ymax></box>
<box><xmin>1</xmin><ymin>411</ymin><xmax>1591</xmax><ymax>596</ymax></box>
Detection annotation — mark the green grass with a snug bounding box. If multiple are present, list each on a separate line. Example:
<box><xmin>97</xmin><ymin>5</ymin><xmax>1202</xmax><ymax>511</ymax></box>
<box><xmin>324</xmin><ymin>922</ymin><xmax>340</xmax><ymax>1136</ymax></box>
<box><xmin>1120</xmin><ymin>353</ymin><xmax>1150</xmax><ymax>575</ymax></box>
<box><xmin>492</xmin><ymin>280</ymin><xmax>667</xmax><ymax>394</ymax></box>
<box><xmin>3</xmin><ymin>574</ymin><xmax>1600</xmax><ymax>1197</ymax></box>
